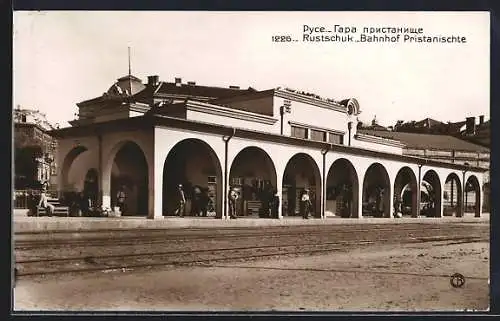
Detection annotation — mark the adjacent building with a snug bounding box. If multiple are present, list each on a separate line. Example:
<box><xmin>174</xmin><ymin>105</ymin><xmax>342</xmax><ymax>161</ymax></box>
<box><xmin>14</xmin><ymin>107</ymin><xmax>58</xmax><ymax>190</ymax></box>
<box><xmin>460</xmin><ymin>116</ymin><xmax>490</xmax><ymax>147</ymax></box>
<box><xmin>357</xmin><ymin>130</ymin><xmax>490</xmax><ymax>212</ymax></box>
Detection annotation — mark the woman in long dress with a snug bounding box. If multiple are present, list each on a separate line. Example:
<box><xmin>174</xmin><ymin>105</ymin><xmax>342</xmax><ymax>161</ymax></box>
<box><xmin>301</xmin><ymin>189</ymin><xmax>311</xmax><ymax>219</ymax></box>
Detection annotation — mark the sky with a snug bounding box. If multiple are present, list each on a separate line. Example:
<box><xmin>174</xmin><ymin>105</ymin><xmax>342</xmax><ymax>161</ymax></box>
<box><xmin>13</xmin><ymin>11</ymin><xmax>490</xmax><ymax>127</ymax></box>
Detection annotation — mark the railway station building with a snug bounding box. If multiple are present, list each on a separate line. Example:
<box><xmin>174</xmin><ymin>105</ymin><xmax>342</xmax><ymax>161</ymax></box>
<box><xmin>51</xmin><ymin>73</ymin><xmax>488</xmax><ymax>220</ymax></box>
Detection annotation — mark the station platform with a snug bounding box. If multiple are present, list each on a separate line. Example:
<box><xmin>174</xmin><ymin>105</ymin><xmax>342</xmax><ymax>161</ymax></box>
<box><xmin>13</xmin><ymin>209</ymin><xmax>489</xmax><ymax>233</ymax></box>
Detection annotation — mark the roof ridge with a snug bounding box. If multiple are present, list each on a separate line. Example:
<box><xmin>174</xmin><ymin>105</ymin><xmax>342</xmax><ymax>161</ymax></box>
<box><xmin>358</xmin><ymin>129</ymin><xmax>489</xmax><ymax>151</ymax></box>
<box><xmin>159</xmin><ymin>81</ymin><xmax>250</xmax><ymax>90</ymax></box>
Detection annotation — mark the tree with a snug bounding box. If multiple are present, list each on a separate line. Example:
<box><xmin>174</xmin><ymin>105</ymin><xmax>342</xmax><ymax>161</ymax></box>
<box><xmin>394</xmin><ymin>120</ymin><xmax>404</xmax><ymax>131</ymax></box>
<box><xmin>14</xmin><ymin>146</ymin><xmax>43</xmax><ymax>189</ymax></box>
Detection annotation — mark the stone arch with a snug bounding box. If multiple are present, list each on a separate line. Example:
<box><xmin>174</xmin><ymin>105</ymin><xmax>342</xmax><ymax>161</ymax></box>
<box><xmin>104</xmin><ymin>140</ymin><xmax>149</xmax><ymax>216</ymax></box>
<box><xmin>444</xmin><ymin>173</ymin><xmax>462</xmax><ymax>217</ymax></box>
<box><xmin>362</xmin><ymin>163</ymin><xmax>391</xmax><ymax>218</ymax></box>
<box><xmin>282</xmin><ymin>153</ymin><xmax>322</xmax><ymax>218</ymax></box>
<box><xmin>229</xmin><ymin>146</ymin><xmax>277</xmax><ymax>217</ymax></box>
<box><xmin>162</xmin><ymin>138</ymin><xmax>223</xmax><ymax>218</ymax></box>
<box><xmin>60</xmin><ymin>145</ymin><xmax>89</xmax><ymax>192</ymax></box>
<box><xmin>465</xmin><ymin>175</ymin><xmax>481</xmax><ymax>217</ymax></box>
<box><xmin>326</xmin><ymin>158</ymin><xmax>359</xmax><ymax>218</ymax></box>
<box><xmin>422</xmin><ymin>169</ymin><xmax>442</xmax><ymax>217</ymax></box>
<box><xmin>394</xmin><ymin>166</ymin><xmax>418</xmax><ymax>217</ymax></box>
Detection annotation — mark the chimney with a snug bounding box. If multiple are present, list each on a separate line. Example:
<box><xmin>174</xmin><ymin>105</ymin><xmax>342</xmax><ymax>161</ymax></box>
<box><xmin>229</xmin><ymin>85</ymin><xmax>240</xmax><ymax>89</ymax></box>
<box><xmin>479</xmin><ymin>115</ymin><xmax>484</xmax><ymax>125</ymax></box>
<box><xmin>465</xmin><ymin>116</ymin><xmax>476</xmax><ymax>135</ymax></box>
<box><xmin>175</xmin><ymin>77</ymin><xmax>182</xmax><ymax>87</ymax></box>
<box><xmin>187</xmin><ymin>81</ymin><xmax>196</xmax><ymax>86</ymax></box>
<box><xmin>147</xmin><ymin>75</ymin><xmax>159</xmax><ymax>86</ymax></box>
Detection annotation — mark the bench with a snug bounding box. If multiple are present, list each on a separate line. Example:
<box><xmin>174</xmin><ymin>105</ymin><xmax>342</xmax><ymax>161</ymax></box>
<box><xmin>245</xmin><ymin>201</ymin><xmax>262</xmax><ymax>216</ymax></box>
<box><xmin>36</xmin><ymin>206</ymin><xmax>70</xmax><ymax>217</ymax></box>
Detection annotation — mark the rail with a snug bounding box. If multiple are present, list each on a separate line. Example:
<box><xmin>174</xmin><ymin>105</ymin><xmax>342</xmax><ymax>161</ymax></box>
<box><xmin>14</xmin><ymin>224</ymin><xmax>480</xmax><ymax>250</ymax></box>
<box><xmin>15</xmin><ymin>233</ymin><xmax>488</xmax><ymax>277</ymax></box>
<box><xmin>13</xmin><ymin>189</ymin><xmax>59</xmax><ymax>209</ymax></box>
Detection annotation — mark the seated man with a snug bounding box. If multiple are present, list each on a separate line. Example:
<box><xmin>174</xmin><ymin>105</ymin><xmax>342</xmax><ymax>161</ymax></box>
<box><xmin>38</xmin><ymin>187</ymin><xmax>55</xmax><ymax>216</ymax></box>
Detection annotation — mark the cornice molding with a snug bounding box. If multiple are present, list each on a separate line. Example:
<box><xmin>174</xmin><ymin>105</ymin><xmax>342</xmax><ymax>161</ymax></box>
<box><xmin>288</xmin><ymin>121</ymin><xmax>346</xmax><ymax>135</ymax></box>
<box><xmin>186</xmin><ymin>101</ymin><xmax>278</xmax><ymax>125</ymax></box>
<box><xmin>275</xmin><ymin>89</ymin><xmax>346</xmax><ymax>113</ymax></box>
<box><xmin>129</xmin><ymin>103</ymin><xmax>151</xmax><ymax>113</ymax></box>
<box><xmin>51</xmin><ymin>114</ymin><xmax>488</xmax><ymax>173</ymax></box>
<box><xmin>354</xmin><ymin>133</ymin><xmax>406</xmax><ymax>148</ymax></box>
<box><xmin>155</xmin><ymin>92</ymin><xmax>212</xmax><ymax>101</ymax></box>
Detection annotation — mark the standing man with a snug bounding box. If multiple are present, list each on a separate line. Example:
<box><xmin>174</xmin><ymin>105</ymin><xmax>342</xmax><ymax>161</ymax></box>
<box><xmin>376</xmin><ymin>187</ymin><xmax>385</xmax><ymax>217</ymax></box>
<box><xmin>116</xmin><ymin>185</ymin><xmax>127</xmax><ymax>215</ymax></box>
<box><xmin>341</xmin><ymin>183</ymin><xmax>352</xmax><ymax>218</ymax></box>
<box><xmin>259</xmin><ymin>187</ymin><xmax>271</xmax><ymax>218</ymax></box>
<box><xmin>200</xmin><ymin>188</ymin><xmax>209</xmax><ymax>217</ymax></box>
<box><xmin>27</xmin><ymin>190</ymin><xmax>37</xmax><ymax>217</ymax></box>
<box><xmin>301</xmin><ymin>188</ymin><xmax>312</xmax><ymax>219</ymax></box>
<box><xmin>393</xmin><ymin>195</ymin><xmax>402</xmax><ymax>218</ymax></box>
<box><xmin>176</xmin><ymin>184</ymin><xmax>186</xmax><ymax>217</ymax></box>
<box><xmin>228</xmin><ymin>189</ymin><xmax>238</xmax><ymax>219</ymax></box>
<box><xmin>428</xmin><ymin>191</ymin><xmax>436</xmax><ymax>217</ymax></box>
<box><xmin>192</xmin><ymin>185</ymin><xmax>202</xmax><ymax>216</ymax></box>
<box><xmin>271</xmin><ymin>189</ymin><xmax>280</xmax><ymax>219</ymax></box>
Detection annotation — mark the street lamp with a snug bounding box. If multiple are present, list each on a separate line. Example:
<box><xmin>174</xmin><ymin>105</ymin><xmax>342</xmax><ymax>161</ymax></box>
<box><xmin>416</xmin><ymin>164</ymin><xmax>423</xmax><ymax>218</ymax></box>
<box><xmin>347</xmin><ymin>122</ymin><xmax>353</xmax><ymax>146</ymax></box>
<box><xmin>280</xmin><ymin>99</ymin><xmax>292</xmax><ymax>135</ymax></box>
<box><xmin>461</xmin><ymin>162</ymin><xmax>470</xmax><ymax>217</ymax></box>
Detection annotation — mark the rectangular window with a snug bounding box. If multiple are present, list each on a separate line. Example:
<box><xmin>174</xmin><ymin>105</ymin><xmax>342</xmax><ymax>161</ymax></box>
<box><xmin>231</xmin><ymin>177</ymin><xmax>243</xmax><ymax>186</ymax></box>
<box><xmin>310</xmin><ymin>129</ymin><xmax>326</xmax><ymax>142</ymax></box>
<box><xmin>329</xmin><ymin>133</ymin><xmax>344</xmax><ymax>145</ymax></box>
<box><xmin>291</xmin><ymin>126</ymin><xmax>308</xmax><ymax>139</ymax></box>
<box><xmin>34</xmin><ymin>128</ymin><xmax>41</xmax><ymax>140</ymax></box>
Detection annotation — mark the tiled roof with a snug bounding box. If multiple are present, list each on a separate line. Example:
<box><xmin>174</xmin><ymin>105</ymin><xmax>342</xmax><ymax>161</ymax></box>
<box><xmin>447</xmin><ymin>120</ymin><xmax>466</xmax><ymax>133</ymax></box>
<box><xmin>476</xmin><ymin>120</ymin><xmax>490</xmax><ymax>132</ymax></box>
<box><xmin>155</xmin><ymin>82</ymin><xmax>256</xmax><ymax>99</ymax></box>
<box><xmin>359</xmin><ymin>124</ymin><xmax>389</xmax><ymax>131</ymax></box>
<box><xmin>78</xmin><ymin>94</ymin><xmax>133</xmax><ymax>106</ymax></box>
<box><xmin>148</xmin><ymin>102</ymin><xmax>186</xmax><ymax>116</ymax></box>
<box><xmin>132</xmin><ymin>86</ymin><xmax>155</xmax><ymax>105</ymax></box>
<box><xmin>358</xmin><ymin>130</ymin><xmax>490</xmax><ymax>152</ymax></box>
<box><xmin>78</xmin><ymin>81</ymin><xmax>254</xmax><ymax>108</ymax></box>
<box><xmin>416</xmin><ymin>118</ymin><xmax>444</xmax><ymax>127</ymax></box>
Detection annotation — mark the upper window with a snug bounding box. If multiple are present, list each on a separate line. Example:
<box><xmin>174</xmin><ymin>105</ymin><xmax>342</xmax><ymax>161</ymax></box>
<box><xmin>329</xmin><ymin>133</ymin><xmax>344</xmax><ymax>145</ymax></box>
<box><xmin>291</xmin><ymin>126</ymin><xmax>308</xmax><ymax>139</ymax></box>
<box><xmin>310</xmin><ymin>129</ymin><xmax>326</xmax><ymax>142</ymax></box>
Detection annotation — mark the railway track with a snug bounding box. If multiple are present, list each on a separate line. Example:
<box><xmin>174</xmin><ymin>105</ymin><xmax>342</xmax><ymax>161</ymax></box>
<box><xmin>14</xmin><ymin>221</ymin><xmax>447</xmax><ymax>235</ymax></box>
<box><xmin>14</xmin><ymin>223</ymin><xmax>483</xmax><ymax>250</ymax></box>
<box><xmin>15</xmin><ymin>225</ymin><xmax>488</xmax><ymax>277</ymax></box>
<box><xmin>15</xmin><ymin>225</ymin><xmax>487</xmax><ymax>262</ymax></box>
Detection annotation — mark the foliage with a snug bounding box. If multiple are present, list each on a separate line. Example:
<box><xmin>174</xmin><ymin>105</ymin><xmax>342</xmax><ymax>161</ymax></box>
<box><xmin>392</xmin><ymin>119</ymin><xmax>458</xmax><ymax>135</ymax></box>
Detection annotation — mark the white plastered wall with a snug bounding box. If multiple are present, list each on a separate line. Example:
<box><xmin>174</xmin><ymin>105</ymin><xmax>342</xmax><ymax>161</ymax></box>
<box><xmin>57</xmin><ymin>124</ymin><xmax>484</xmax><ymax>220</ymax></box>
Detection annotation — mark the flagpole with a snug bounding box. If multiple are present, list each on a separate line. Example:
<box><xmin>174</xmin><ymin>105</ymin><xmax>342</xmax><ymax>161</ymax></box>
<box><xmin>128</xmin><ymin>46</ymin><xmax>132</xmax><ymax>96</ymax></box>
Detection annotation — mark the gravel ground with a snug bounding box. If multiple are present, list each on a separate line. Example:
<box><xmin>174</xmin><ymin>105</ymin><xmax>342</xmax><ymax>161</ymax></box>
<box><xmin>13</xmin><ymin>241</ymin><xmax>489</xmax><ymax>312</ymax></box>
